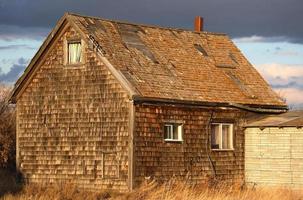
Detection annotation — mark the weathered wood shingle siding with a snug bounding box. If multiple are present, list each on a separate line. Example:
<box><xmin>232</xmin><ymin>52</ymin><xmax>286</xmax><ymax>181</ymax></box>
<box><xmin>133</xmin><ymin>104</ymin><xmax>246</xmax><ymax>186</ymax></box>
<box><xmin>16</xmin><ymin>26</ymin><xmax>130</xmax><ymax>191</ymax></box>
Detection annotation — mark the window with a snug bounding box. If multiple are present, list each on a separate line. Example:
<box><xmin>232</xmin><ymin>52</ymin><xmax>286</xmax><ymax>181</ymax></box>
<box><xmin>164</xmin><ymin>123</ymin><xmax>183</xmax><ymax>141</ymax></box>
<box><xmin>68</xmin><ymin>42</ymin><xmax>82</xmax><ymax>64</ymax></box>
<box><xmin>211</xmin><ymin>123</ymin><xmax>233</xmax><ymax>150</ymax></box>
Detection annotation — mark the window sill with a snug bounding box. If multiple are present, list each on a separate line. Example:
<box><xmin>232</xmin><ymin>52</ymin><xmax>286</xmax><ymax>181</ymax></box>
<box><xmin>211</xmin><ymin>149</ymin><xmax>234</xmax><ymax>152</ymax></box>
<box><xmin>164</xmin><ymin>139</ymin><xmax>183</xmax><ymax>143</ymax></box>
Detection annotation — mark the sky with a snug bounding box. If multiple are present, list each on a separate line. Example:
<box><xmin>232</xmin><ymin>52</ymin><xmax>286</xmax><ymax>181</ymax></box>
<box><xmin>0</xmin><ymin>0</ymin><xmax>302</xmax><ymax>108</ymax></box>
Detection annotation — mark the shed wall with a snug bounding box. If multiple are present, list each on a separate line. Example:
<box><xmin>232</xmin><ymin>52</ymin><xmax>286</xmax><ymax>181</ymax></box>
<box><xmin>16</xmin><ymin>25</ymin><xmax>130</xmax><ymax>191</ymax></box>
<box><xmin>245</xmin><ymin>127</ymin><xmax>303</xmax><ymax>187</ymax></box>
<box><xmin>134</xmin><ymin>104</ymin><xmax>247</xmax><ymax>186</ymax></box>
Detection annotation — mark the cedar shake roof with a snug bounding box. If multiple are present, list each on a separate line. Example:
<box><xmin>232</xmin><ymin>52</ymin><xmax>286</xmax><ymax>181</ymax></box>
<box><xmin>10</xmin><ymin>13</ymin><xmax>288</xmax><ymax>112</ymax></box>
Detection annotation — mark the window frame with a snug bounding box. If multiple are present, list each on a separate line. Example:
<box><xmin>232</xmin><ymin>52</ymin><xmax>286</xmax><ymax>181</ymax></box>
<box><xmin>163</xmin><ymin>123</ymin><xmax>183</xmax><ymax>142</ymax></box>
<box><xmin>64</xmin><ymin>38</ymin><xmax>85</xmax><ymax>67</ymax></box>
<box><xmin>211</xmin><ymin>123</ymin><xmax>234</xmax><ymax>151</ymax></box>
<box><xmin>67</xmin><ymin>41</ymin><xmax>82</xmax><ymax>64</ymax></box>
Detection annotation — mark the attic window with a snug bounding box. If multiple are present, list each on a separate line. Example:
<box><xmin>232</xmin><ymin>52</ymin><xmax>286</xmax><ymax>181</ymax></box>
<box><xmin>194</xmin><ymin>44</ymin><xmax>208</xmax><ymax>56</ymax></box>
<box><xmin>68</xmin><ymin>42</ymin><xmax>82</xmax><ymax>64</ymax></box>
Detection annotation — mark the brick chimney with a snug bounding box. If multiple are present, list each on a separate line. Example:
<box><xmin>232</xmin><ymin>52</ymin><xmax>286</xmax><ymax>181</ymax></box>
<box><xmin>194</xmin><ymin>16</ymin><xmax>204</xmax><ymax>32</ymax></box>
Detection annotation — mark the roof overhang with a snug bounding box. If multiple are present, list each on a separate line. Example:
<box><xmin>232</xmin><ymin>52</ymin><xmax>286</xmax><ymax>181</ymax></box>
<box><xmin>132</xmin><ymin>95</ymin><xmax>288</xmax><ymax>113</ymax></box>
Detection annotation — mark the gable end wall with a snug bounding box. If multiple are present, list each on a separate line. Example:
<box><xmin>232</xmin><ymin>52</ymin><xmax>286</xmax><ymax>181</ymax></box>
<box><xmin>16</xmin><ymin>25</ymin><xmax>130</xmax><ymax>191</ymax></box>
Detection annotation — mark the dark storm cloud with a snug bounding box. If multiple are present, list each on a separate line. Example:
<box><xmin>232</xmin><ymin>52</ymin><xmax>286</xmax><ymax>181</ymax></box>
<box><xmin>0</xmin><ymin>24</ymin><xmax>49</xmax><ymax>41</ymax></box>
<box><xmin>272</xmin><ymin>81</ymin><xmax>302</xmax><ymax>89</ymax></box>
<box><xmin>0</xmin><ymin>58</ymin><xmax>27</xmax><ymax>83</ymax></box>
<box><xmin>0</xmin><ymin>0</ymin><xmax>302</xmax><ymax>42</ymax></box>
<box><xmin>270</xmin><ymin>75</ymin><xmax>303</xmax><ymax>91</ymax></box>
<box><xmin>0</xmin><ymin>44</ymin><xmax>35</xmax><ymax>50</ymax></box>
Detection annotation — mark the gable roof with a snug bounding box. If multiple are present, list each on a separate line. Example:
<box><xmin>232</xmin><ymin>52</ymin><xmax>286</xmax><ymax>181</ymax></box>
<box><xmin>10</xmin><ymin>13</ymin><xmax>288</xmax><ymax>112</ymax></box>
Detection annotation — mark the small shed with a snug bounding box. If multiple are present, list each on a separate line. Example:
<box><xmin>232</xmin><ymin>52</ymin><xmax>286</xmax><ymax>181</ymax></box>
<box><xmin>245</xmin><ymin>111</ymin><xmax>303</xmax><ymax>187</ymax></box>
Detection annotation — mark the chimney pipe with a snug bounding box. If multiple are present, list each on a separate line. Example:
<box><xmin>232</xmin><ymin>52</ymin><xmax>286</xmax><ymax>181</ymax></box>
<box><xmin>194</xmin><ymin>16</ymin><xmax>204</xmax><ymax>32</ymax></box>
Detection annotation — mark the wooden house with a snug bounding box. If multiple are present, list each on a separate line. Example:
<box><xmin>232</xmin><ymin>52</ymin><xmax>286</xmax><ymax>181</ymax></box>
<box><xmin>245</xmin><ymin>111</ymin><xmax>303</xmax><ymax>187</ymax></box>
<box><xmin>9</xmin><ymin>13</ymin><xmax>288</xmax><ymax>191</ymax></box>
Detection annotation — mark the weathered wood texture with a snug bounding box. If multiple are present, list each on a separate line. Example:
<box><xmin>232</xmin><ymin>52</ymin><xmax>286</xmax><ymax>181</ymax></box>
<box><xmin>133</xmin><ymin>104</ymin><xmax>247</xmax><ymax>186</ymax></box>
<box><xmin>16</xmin><ymin>26</ymin><xmax>130</xmax><ymax>191</ymax></box>
<box><xmin>245</xmin><ymin>127</ymin><xmax>303</xmax><ymax>187</ymax></box>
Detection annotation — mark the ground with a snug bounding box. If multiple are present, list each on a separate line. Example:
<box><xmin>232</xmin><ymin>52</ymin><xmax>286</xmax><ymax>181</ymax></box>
<box><xmin>0</xmin><ymin>169</ymin><xmax>302</xmax><ymax>200</ymax></box>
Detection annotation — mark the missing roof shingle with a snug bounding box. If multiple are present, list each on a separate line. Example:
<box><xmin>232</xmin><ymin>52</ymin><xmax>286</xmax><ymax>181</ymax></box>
<box><xmin>216</xmin><ymin>64</ymin><xmax>236</xmax><ymax>69</ymax></box>
<box><xmin>229</xmin><ymin>52</ymin><xmax>239</xmax><ymax>64</ymax></box>
<box><xmin>194</xmin><ymin>44</ymin><xmax>208</xmax><ymax>56</ymax></box>
<box><xmin>116</xmin><ymin>23</ymin><xmax>158</xmax><ymax>63</ymax></box>
<box><xmin>225</xmin><ymin>71</ymin><xmax>257</xmax><ymax>99</ymax></box>
<box><xmin>88</xmin><ymin>34</ymin><xmax>106</xmax><ymax>55</ymax></box>
<box><xmin>85</xmin><ymin>18</ymin><xmax>106</xmax><ymax>33</ymax></box>
<box><xmin>215</xmin><ymin>52</ymin><xmax>238</xmax><ymax>69</ymax></box>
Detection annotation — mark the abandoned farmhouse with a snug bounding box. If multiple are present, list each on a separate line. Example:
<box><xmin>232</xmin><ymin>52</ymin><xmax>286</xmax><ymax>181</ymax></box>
<box><xmin>9</xmin><ymin>13</ymin><xmax>291</xmax><ymax>191</ymax></box>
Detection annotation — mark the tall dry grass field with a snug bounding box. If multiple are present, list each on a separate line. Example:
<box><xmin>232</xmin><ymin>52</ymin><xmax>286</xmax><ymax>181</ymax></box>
<box><xmin>124</xmin><ymin>179</ymin><xmax>303</xmax><ymax>200</ymax></box>
<box><xmin>1</xmin><ymin>179</ymin><xmax>302</xmax><ymax>200</ymax></box>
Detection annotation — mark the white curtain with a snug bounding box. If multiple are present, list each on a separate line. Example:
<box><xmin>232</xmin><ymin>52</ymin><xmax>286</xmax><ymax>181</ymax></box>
<box><xmin>68</xmin><ymin>42</ymin><xmax>81</xmax><ymax>64</ymax></box>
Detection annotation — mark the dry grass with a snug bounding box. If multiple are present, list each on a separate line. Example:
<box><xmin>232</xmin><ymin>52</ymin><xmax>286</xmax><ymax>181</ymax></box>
<box><xmin>123</xmin><ymin>179</ymin><xmax>303</xmax><ymax>200</ymax></box>
<box><xmin>1</xmin><ymin>178</ymin><xmax>302</xmax><ymax>200</ymax></box>
<box><xmin>2</xmin><ymin>184</ymin><xmax>114</xmax><ymax>200</ymax></box>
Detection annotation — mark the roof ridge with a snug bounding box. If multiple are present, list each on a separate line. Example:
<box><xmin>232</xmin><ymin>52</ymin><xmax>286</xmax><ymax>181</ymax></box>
<box><xmin>67</xmin><ymin>12</ymin><xmax>227</xmax><ymax>36</ymax></box>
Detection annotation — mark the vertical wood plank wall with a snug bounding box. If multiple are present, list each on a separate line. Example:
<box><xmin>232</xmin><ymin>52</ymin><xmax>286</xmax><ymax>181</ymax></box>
<box><xmin>245</xmin><ymin>127</ymin><xmax>303</xmax><ymax>187</ymax></box>
<box><xmin>133</xmin><ymin>104</ymin><xmax>247</xmax><ymax>186</ymax></box>
<box><xmin>16</xmin><ymin>26</ymin><xmax>130</xmax><ymax>191</ymax></box>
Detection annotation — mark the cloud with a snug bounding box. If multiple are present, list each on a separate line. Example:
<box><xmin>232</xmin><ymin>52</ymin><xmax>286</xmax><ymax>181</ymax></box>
<box><xmin>0</xmin><ymin>59</ymin><xmax>13</xmax><ymax>66</ymax></box>
<box><xmin>233</xmin><ymin>36</ymin><xmax>290</xmax><ymax>43</ymax></box>
<box><xmin>0</xmin><ymin>0</ymin><xmax>302</xmax><ymax>43</ymax></box>
<box><xmin>0</xmin><ymin>44</ymin><xmax>35</xmax><ymax>50</ymax></box>
<box><xmin>0</xmin><ymin>24</ymin><xmax>48</xmax><ymax>41</ymax></box>
<box><xmin>274</xmin><ymin>88</ymin><xmax>303</xmax><ymax>105</ymax></box>
<box><xmin>256</xmin><ymin>63</ymin><xmax>303</xmax><ymax>80</ymax></box>
<box><xmin>273</xmin><ymin>48</ymin><xmax>300</xmax><ymax>57</ymax></box>
<box><xmin>255</xmin><ymin>63</ymin><xmax>303</xmax><ymax>106</ymax></box>
<box><xmin>0</xmin><ymin>58</ymin><xmax>27</xmax><ymax>83</ymax></box>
